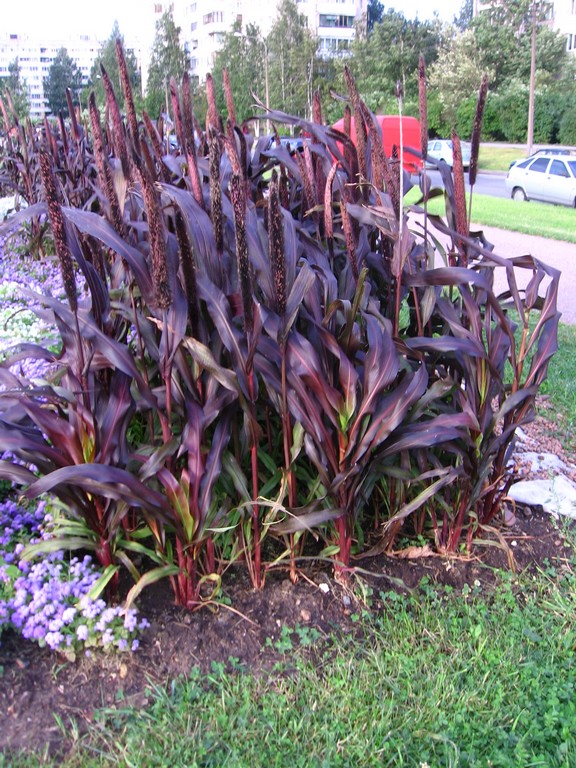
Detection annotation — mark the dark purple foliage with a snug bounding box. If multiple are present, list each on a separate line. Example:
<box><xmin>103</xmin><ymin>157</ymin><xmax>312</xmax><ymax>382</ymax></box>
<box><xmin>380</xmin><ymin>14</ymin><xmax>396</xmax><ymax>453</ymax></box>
<box><xmin>0</xmin><ymin>53</ymin><xmax>560</xmax><ymax>608</ymax></box>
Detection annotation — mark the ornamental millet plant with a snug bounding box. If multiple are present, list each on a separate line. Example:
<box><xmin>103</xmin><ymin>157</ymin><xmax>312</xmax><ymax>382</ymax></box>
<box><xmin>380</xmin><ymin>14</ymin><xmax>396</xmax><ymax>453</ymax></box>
<box><xmin>0</xmin><ymin>44</ymin><xmax>561</xmax><ymax>606</ymax></box>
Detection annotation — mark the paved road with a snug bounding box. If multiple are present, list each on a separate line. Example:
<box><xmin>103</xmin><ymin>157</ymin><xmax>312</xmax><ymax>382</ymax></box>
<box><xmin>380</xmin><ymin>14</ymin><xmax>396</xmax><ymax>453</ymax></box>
<box><xmin>424</xmin><ymin>169</ymin><xmax>507</xmax><ymax>199</ymax></box>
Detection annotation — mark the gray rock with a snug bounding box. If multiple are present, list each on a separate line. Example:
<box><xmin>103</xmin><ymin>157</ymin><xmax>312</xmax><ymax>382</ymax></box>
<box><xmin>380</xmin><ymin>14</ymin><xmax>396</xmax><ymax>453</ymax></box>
<box><xmin>508</xmin><ymin>475</ymin><xmax>576</xmax><ymax>519</ymax></box>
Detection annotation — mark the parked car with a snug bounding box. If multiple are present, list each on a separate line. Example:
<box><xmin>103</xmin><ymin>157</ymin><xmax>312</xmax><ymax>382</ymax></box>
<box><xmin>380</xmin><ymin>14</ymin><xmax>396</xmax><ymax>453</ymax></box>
<box><xmin>426</xmin><ymin>139</ymin><xmax>471</xmax><ymax>170</ymax></box>
<box><xmin>505</xmin><ymin>153</ymin><xmax>576</xmax><ymax>207</ymax></box>
<box><xmin>508</xmin><ymin>148</ymin><xmax>570</xmax><ymax>170</ymax></box>
<box><xmin>264</xmin><ymin>135</ymin><xmax>304</xmax><ymax>155</ymax></box>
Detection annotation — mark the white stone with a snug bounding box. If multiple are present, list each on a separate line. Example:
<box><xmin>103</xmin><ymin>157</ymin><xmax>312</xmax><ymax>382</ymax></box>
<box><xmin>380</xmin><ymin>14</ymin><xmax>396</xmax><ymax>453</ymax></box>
<box><xmin>508</xmin><ymin>475</ymin><xmax>576</xmax><ymax>519</ymax></box>
<box><xmin>516</xmin><ymin>451</ymin><xmax>575</xmax><ymax>474</ymax></box>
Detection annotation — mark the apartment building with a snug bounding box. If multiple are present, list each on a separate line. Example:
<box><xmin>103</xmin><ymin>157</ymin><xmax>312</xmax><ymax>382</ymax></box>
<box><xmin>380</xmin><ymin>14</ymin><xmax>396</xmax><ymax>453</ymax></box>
<box><xmin>554</xmin><ymin>0</ymin><xmax>576</xmax><ymax>52</ymax></box>
<box><xmin>0</xmin><ymin>30</ymin><xmax>145</xmax><ymax>118</ymax></box>
<box><xmin>303</xmin><ymin>0</ymin><xmax>368</xmax><ymax>57</ymax></box>
<box><xmin>0</xmin><ymin>33</ymin><xmax>101</xmax><ymax>116</ymax></box>
<box><xmin>0</xmin><ymin>0</ymin><xmax>367</xmax><ymax>116</ymax></box>
<box><xmin>173</xmin><ymin>0</ymin><xmax>367</xmax><ymax>83</ymax></box>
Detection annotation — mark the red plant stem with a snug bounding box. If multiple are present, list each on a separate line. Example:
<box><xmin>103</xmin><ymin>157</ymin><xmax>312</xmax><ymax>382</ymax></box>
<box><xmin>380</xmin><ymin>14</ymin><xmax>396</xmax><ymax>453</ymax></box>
<box><xmin>281</xmin><ymin>341</ymin><xmax>298</xmax><ymax>581</ymax></box>
<box><xmin>281</xmin><ymin>349</ymin><xmax>296</xmax><ymax>508</ymax></box>
<box><xmin>205</xmin><ymin>537</ymin><xmax>215</xmax><ymax>575</ymax></box>
<box><xmin>95</xmin><ymin>538</ymin><xmax>120</xmax><ymax>597</ymax></box>
<box><xmin>334</xmin><ymin>431</ymin><xmax>352</xmax><ymax>570</ymax></box>
<box><xmin>247</xmin><ymin>367</ymin><xmax>262</xmax><ymax>588</ymax></box>
<box><xmin>448</xmin><ymin>494</ymin><xmax>468</xmax><ymax>552</ymax></box>
<box><xmin>335</xmin><ymin>512</ymin><xmax>351</xmax><ymax>569</ymax></box>
<box><xmin>393</xmin><ymin>273</ymin><xmax>402</xmax><ymax>337</ymax></box>
<box><xmin>176</xmin><ymin>538</ymin><xmax>199</xmax><ymax>608</ymax></box>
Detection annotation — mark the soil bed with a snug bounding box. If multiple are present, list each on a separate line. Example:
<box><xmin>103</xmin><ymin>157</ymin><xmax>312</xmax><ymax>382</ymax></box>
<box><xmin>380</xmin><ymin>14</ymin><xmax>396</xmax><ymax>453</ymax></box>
<box><xmin>1</xmin><ymin>408</ymin><xmax>574</xmax><ymax>757</ymax></box>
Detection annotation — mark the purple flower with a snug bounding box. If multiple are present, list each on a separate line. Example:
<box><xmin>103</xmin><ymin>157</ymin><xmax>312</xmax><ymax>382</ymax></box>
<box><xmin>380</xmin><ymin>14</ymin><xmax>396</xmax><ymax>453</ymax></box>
<box><xmin>101</xmin><ymin>629</ymin><xmax>115</xmax><ymax>646</ymax></box>
<box><xmin>0</xmin><ymin>496</ymin><xmax>149</xmax><ymax>655</ymax></box>
<box><xmin>62</xmin><ymin>606</ymin><xmax>77</xmax><ymax>624</ymax></box>
<box><xmin>45</xmin><ymin>630</ymin><xmax>64</xmax><ymax>650</ymax></box>
<box><xmin>48</xmin><ymin>617</ymin><xmax>64</xmax><ymax>632</ymax></box>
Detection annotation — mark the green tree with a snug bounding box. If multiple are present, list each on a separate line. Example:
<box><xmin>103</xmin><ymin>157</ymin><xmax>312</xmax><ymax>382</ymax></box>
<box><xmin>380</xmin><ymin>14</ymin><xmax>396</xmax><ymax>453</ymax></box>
<box><xmin>145</xmin><ymin>10</ymin><xmax>190</xmax><ymax>118</ymax></box>
<box><xmin>558</xmin><ymin>104</ymin><xmax>576</xmax><ymax>145</ymax></box>
<box><xmin>211</xmin><ymin>21</ymin><xmax>267</xmax><ymax>125</ymax></box>
<box><xmin>471</xmin><ymin>0</ymin><xmax>567</xmax><ymax>89</ymax></box>
<box><xmin>0</xmin><ymin>58</ymin><xmax>30</xmax><ymax>120</ymax></box>
<box><xmin>352</xmin><ymin>10</ymin><xmax>440</xmax><ymax>114</ymax></box>
<box><xmin>266</xmin><ymin>0</ymin><xmax>319</xmax><ymax>119</ymax></box>
<box><xmin>428</xmin><ymin>29</ymin><xmax>493</xmax><ymax>128</ymax></box>
<box><xmin>454</xmin><ymin>0</ymin><xmax>474</xmax><ymax>30</ymax></box>
<box><xmin>43</xmin><ymin>48</ymin><xmax>83</xmax><ymax>115</ymax></box>
<box><xmin>367</xmin><ymin>0</ymin><xmax>384</xmax><ymax>33</ymax></box>
<box><xmin>88</xmin><ymin>22</ymin><xmax>141</xmax><ymax>111</ymax></box>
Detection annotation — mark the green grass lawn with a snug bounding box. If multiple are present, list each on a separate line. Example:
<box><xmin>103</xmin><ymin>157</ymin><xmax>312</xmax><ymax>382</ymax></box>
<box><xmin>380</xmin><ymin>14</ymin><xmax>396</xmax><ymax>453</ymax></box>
<box><xmin>541</xmin><ymin>323</ymin><xmax>576</xmax><ymax>452</ymax></box>
<box><xmin>407</xmin><ymin>189</ymin><xmax>576</xmax><ymax>243</ymax></box>
<box><xmin>478</xmin><ymin>145</ymin><xmax>526</xmax><ymax>173</ymax></box>
<box><xmin>464</xmin><ymin>194</ymin><xmax>576</xmax><ymax>243</ymax></box>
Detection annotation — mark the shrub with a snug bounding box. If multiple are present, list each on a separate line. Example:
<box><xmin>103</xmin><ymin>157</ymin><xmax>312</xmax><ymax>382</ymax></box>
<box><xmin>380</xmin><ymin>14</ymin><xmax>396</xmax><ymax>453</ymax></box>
<box><xmin>558</xmin><ymin>105</ymin><xmax>576</xmax><ymax>146</ymax></box>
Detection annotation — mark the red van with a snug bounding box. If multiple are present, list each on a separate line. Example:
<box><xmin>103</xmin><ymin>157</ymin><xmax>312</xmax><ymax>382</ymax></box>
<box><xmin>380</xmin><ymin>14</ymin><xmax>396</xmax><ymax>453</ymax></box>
<box><xmin>331</xmin><ymin>115</ymin><xmax>422</xmax><ymax>174</ymax></box>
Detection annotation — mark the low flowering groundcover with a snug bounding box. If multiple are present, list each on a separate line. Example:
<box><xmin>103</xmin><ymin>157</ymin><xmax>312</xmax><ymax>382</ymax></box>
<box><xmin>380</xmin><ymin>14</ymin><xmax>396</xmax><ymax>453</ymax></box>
<box><xmin>0</xmin><ymin>226</ymin><xmax>150</xmax><ymax>659</ymax></box>
<box><xmin>0</xmin><ymin>493</ymin><xmax>150</xmax><ymax>659</ymax></box>
<box><xmin>0</xmin><ymin>234</ymin><xmax>60</xmax><ymax>346</ymax></box>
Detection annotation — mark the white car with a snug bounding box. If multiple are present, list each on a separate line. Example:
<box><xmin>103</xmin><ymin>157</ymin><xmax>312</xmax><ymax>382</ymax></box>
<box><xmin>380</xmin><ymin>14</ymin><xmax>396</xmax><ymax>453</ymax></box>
<box><xmin>426</xmin><ymin>139</ymin><xmax>471</xmax><ymax>170</ymax></box>
<box><xmin>505</xmin><ymin>153</ymin><xmax>576</xmax><ymax>207</ymax></box>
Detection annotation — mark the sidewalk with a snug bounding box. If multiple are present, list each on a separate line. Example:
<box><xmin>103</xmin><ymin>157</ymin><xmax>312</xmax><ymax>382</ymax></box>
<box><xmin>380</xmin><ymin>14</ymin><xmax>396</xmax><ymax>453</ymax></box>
<box><xmin>477</xmin><ymin>224</ymin><xmax>576</xmax><ymax>325</ymax></box>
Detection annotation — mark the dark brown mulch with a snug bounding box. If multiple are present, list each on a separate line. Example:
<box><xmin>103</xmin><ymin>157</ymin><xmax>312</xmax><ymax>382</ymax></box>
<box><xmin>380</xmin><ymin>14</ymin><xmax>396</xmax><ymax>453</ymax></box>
<box><xmin>1</xmin><ymin>407</ymin><xmax>574</xmax><ymax>757</ymax></box>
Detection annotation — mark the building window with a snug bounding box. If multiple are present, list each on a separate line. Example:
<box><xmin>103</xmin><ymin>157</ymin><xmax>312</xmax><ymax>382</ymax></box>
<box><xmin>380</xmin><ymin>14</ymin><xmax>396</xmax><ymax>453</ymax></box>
<box><xmin>154</xmin><ymin>4</ymin><xmax>163</xmax><ymax>13</ymax></box>
<box><xmin>191</xmin><ymin>21</ymin><xmax>197</xmax><ymax>31</ymax></box>
<box><xmin>319</xmin><ymin>14</ymin><xmax>354</xmax><ymax>28</ymax></box>
<box><xmin>320</xmin><ymin>37</ymin><xmax>351</xmax><ymax>52</ymax></box>
<box><xmin>203</xmin><ymin>11</ymin><xmax>223</xmax><ymax>23</ymax></box>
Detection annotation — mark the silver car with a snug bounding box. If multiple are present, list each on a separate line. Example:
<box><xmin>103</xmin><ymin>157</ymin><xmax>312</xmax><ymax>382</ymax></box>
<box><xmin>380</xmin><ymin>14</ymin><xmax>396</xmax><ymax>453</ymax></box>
<box><xmin>426</xmin><ymin>139</ymin><xmax>471</xmax><ymax>170</ymax></box>
<box><xmin>505</xmin><ymin>153</ymin><xmax>576</xmax><ymax>207</ymax></box>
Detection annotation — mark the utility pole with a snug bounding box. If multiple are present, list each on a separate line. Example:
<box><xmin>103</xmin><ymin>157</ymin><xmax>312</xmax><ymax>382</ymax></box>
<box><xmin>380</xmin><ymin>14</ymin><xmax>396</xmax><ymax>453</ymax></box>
<box><xmin>527</xmin><ymin>0</ymin><xmax>537</xmax><ymax>156</ymax></box>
